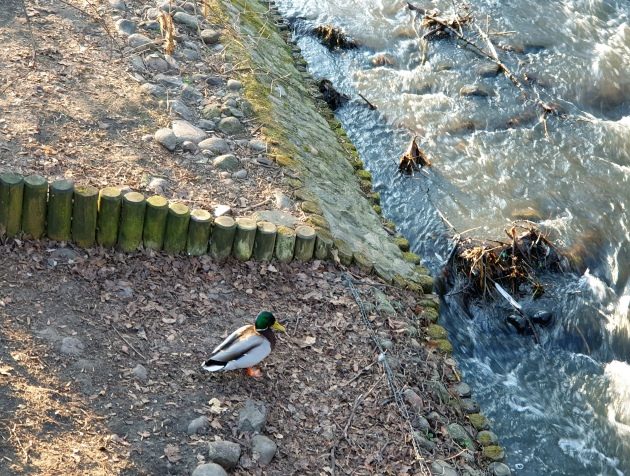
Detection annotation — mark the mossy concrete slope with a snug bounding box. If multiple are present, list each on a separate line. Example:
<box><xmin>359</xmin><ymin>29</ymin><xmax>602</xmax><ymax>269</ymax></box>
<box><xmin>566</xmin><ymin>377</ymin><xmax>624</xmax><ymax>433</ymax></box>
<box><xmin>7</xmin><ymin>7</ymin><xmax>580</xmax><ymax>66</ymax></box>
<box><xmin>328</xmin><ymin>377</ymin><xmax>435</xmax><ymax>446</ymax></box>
<box><xmin>219</xmin><ymin>0</ymin><xmax>418</xmax><ymax>281</ymax></box>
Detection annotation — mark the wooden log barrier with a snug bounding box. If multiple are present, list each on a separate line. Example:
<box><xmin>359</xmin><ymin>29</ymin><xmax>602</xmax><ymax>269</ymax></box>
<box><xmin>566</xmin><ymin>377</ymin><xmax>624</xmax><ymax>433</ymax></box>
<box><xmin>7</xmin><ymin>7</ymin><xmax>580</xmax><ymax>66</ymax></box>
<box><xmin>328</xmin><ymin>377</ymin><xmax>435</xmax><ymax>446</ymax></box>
<box><xmin>163</xmin><ymin>202</ymin><xmax>190</xmax><ymax>254</ymax></box>
<box><xmin>0</xmin><ymin>172</ymin><xmax>24</xmax><ymax>237</ymax></box>
<box><xmin>274</xmin><ymin>225</ymin><xmax>296</xmax><ymax>263</ymax></box>
<box><xmin>314</xmin><ymin>228</ymin><xmax>333</xmax><ymax>260</ymax></box>
<box><xmin>118</xmin><ymin>191</ymin><xmax>146</xmax><ymax>252</ymax></box>
<box><xmin>47</xmin><ymin>179</ymin><xmax>74</xmax><ymax>241</ymax></box>
<box><xmin>253</xmin><ymin>221</ymin><xmax>277</xmax><ymax>261</ymax></box>
<box><xmin>143</xmin><ymin>195</ymin><xmax>168</xmax><ymax>250</ymax></box>
<box><xmin>187</xmin><ymin>209</ymin><xmax>212</xmax><ymax>256</ymax></box>
<box><xmin>210</xmin><ymin>216</ymin><xmax>236</xmax><ymax>261</ymax></box>
<box><xmin>72</xmin><ymin>185</ymin><xmax>99</xmax><ymax>248</ymax></box>
<box><xmin>233</xmin><ymin>217</ymin><xmax>257</xmax><ymax>261</ymax></box>
<box><xmin>97</xmin><ymin>187</ymin><xmax>122</xmax><ymax>247</ymax></box>
<box><xmin>21</xmin><ymin>175</ymin><xmax>48</xmax><ymax>239</ymax></box>
<box><xmin>294</xmin><ymin>225</ymin><xmax>316</xmax><ymax>261</ymax></box>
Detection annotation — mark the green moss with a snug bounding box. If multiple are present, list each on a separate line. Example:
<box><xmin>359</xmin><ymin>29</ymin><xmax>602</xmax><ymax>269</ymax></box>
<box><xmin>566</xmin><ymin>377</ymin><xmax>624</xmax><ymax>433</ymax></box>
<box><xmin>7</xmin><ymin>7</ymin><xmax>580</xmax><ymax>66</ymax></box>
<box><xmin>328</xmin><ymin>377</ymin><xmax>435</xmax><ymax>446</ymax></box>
<box><xmin>477</xmin><ymin>431</ymin><xmax>498</xmax><ymax>447</ymax></box>
<box><xmin>392</xmin><ymin>274</ymin><xmax>407</xmax><ymax>288</ymax></box>
<box><xmin>300</xmin><ymin>200</ymin><xmax>322</xmax><ymax>215</ymax></box>
<box><xmin>359</xmin><ymin>179</ymin><xmax>372</xmax><ymax>192</ymax></box>
<box><xmin>370</xmin><ymin>192</ymin><xmax>381</xmax><ymax>205</ymax></box>
<box><xmin>402</xmin><ymin>251</ymin><xmax>421</xmax><ymax>264</ymax></box>
<box><xmin>383</xmin><ymin>219</ymin><xmax>396</xmax><ymax>233</ymax></box>
<box><xmin>394</xmin><ymin>236</ymin><xmax>410</xmax><ymax>252</ymax></box>
<box><xmin>468</xmin><ymin>413</ymin><xmax>490</xmax><ymax>430</ymax></box>
<box><xmin>427</xmin><ymin>324</ymin><xmax>448</xmax><ymax>339</ymax></box>
<box><xmin>351</xmin><ymin>158</ymin><xmax>364</xmax><ymax>170</ymax></box>
<box><xmin>482</xmin><ymin>445</ymin><xmax>505</xmax><ymax>461</ymax></box>
<box><xmin>274</xmin><ymin>154</ymin><xmax>296</xmax><ymax>167</ymax></box>
<box><xmin>417</xmin><ymin>298</ymin><xmax>439</xmax><ymax>312</ymax></box>
<box><xmin>372</xmin><ymin>204</ymin><xmax>382</xmax><ymax>214</ymax></box>
<box><xmin>422</xmin><ymin>307</ymin><xmax>439</xmax><ymax>323</ymax></box>
<box><xmin>283</xmin><ymin>177</ymin><xmax>303</xmax><ymax>189</ymax></box>
<box><xmin>434</xmin><ymin>339</ymin><xmax>453</xmax><ymax>353</ymax></box>
<box><xmin>356</xmin><ymin>169</ymin><xmax>372</xmax><ymax>181</ymax></box>
<box><xmin>353</xmin><ymin>252</ymin><xmax>373</xmax><ymax>273</ymax></box>
<box><xmin>305</xmin><ymin>214</ymin><xmax>329</xmax><ymax>229</ymax></box>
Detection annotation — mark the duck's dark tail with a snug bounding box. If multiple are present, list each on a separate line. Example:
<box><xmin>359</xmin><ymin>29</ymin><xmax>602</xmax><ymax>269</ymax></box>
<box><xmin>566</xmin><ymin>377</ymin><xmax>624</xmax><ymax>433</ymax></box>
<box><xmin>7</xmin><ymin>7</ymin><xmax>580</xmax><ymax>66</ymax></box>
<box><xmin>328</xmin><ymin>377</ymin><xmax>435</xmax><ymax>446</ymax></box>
<box><xmin>201</xmin><ymin>359</ymin><xmax>226</xmax><ymax>372</ymax></box>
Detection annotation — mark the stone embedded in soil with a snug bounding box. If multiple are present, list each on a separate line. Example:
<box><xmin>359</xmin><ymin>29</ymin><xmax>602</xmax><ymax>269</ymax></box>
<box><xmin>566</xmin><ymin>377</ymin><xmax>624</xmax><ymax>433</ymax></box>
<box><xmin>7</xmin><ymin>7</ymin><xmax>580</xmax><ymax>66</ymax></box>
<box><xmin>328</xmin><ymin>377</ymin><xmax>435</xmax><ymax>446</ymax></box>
<box><xmin>431</xmin><ymin>460</ymin><xmax>458</xmax><ymax>476</ymax></box>
<box><xmin>198</xmin><ymin>137</ymin><xmax>230</xmax><ymax>155</ymax></box>
<box><xmin>131</xmin><ymin>364</ymin><xmax>148</xmax><ymax>381</ymax></box>
<box><xmin>201</xmin><ymin>28</ymin><xmax>221</xmax><ymax>45</ymax></box>
<box><xmin>182</xmin><ymin>141</ymin><xmax>199</xmax><ymax>153</ymax></box>
<box><xmin>154</xmin><ymin>128</ymin><xmax>178</xmax><ymax>151</ymax></box>
<box><xmin>181</xmin><ymin>48</ymin><xmax>201</xmax><ymax>61</ymax></box>
<box><xmin>202</xmin><ymin>104</ymin><xmax>222</xmax><ymax>120</ymax></box>
<box><xmin>461</xmin><ymin>398</ymin><xmax>480</xmax><ymax>414</ymax></box>
<box><xmin>129</xmin><ymin>55</ymin><xmax>147</xmax><ymax>73</ymax></box>
<box><xmin>207</xmin><ymin>440</ymin><xmax>241</xmax><ymax>470</ymax></box>
<box><xmin>60</xmin><ymin>336</ymin><xmax>84</xmax><ymax>356</ymax></box>
<box><xmin>447</xmin><ymin>423</ymin><xmax>476</xmax><ymax>450</ymax></box>
<box><xmin>144</xmin><ymin>53</ymin><xmax>169</xmax><ymax>72</ymax></box>
<box><xmin>169</xmin><ymin>99</ymin><xmax>195</xmax><ymax>121</ymax></box>
<box><xmin>115</xmin><ymin>19</ymin><xmax>136</xmax><ymax>36</ymax></box>
<box><xmin>468</xmin><ymin>413</ymin><xmax>490</xmax><ymax>430</ymax></box>
<box><xmin>248</xmin><ymin>139</ymin><xmax>266</xmax><ymax>152</ymax></box>
<box><xmin>192</xmin><ymin>463</ymin><xmax>228</xmax><ymax>476</ymax></box>
<box><xmin>233</xmin><ymin>169</ymin><xmax>248</xmax><ymax>179</ymax></box>
<box><xmin>181</xmin><ymin>84</ymin><xmax>203</xmax><ymax>103</ymax></box>
<box><xmin>143</xmin><ymin>20</ymin><xmax>160</xmax><ymax>31</ymax></box>
<box><xmin>218</xmin><ymin>116</ymin><xmax>245</xmax><ymax>135</ymax></box>
<box><xmin>251</xmin><ymin>435</ymin><xmax>277</xmax><ymax>466</ymax></box>
<box><xmin>187</xmin><ymin>416</ymin><xmax>210</xmax><ymax>435</ymax></box>
<box><xmin>459</xmin><ymin>84</ymin><xmax>493</xmax><ymax>97</ymax></box>
<box><xmin>213</xmin><ymin>154</ymin><xmax>239</xmax><ymax>171</ymax></box>
<box><xmin>454</xmin><ymin>382</ymin><xmax>471</xmax><ymax>398</ymax></box>
<box><xmin>127</xmin><ymin>33</ymin><xmax>152</xmax><ymax>48</ymax></box>
<box><xmin>198</xmin><ymin>119</ymin><xmax>215</xmax><ymax>130</ymax></box>
<box><xmin>374</xmin><ymin>290</ymin><xmax>396</xmax><ymax>315</ymax></box>
<box><xmin>173</xmin><ymin>11</ymin><xmax>199</xmax><ymax>29</ymax></box>
<box><xmin>488</xmin><ymin>462</ymin><xmax>512</xmax><ymax>476</ymax></box>
<box><xmin>141</xmin><ymin>83</ymin><xmax>167</xmax><ymax>98</ymax></box>
<box><xmin>227</xmin><ymin>79</ymin><xmax>242</xmax><ymax>91</ymax></box>
<box><xmin>172</xmin><ymin>120</ymin><xmax>207</xmax><ymax>144</ymax></box>
<box><xmin>108</xmin><ymin>0</ymin><xmax>126</xmax><ymax>10</ymax></box>
<box><xmin>155</xmin><ymin>73</ymin><xmax>183</xmax><ymax>88</ymax></box>
<box><xmin>412</xmin><ymin>431</ymin><xmax>436</xmax><ymax>451</ymax></box>
<box><xmin>238</xmin><ymin>399</ymin><xmax>267</xmax><ymax>433</ymax></box>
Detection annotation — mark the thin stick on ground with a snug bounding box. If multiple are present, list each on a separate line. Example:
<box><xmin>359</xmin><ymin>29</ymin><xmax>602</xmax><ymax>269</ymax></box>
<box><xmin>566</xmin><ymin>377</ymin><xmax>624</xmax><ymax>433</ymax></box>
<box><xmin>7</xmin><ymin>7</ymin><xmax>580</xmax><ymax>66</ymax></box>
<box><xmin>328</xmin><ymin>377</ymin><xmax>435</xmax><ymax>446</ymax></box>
<box><xmin>19</xmin><ymin>0</ymin><xmax>36</xmax><ymax>67</ymax></box>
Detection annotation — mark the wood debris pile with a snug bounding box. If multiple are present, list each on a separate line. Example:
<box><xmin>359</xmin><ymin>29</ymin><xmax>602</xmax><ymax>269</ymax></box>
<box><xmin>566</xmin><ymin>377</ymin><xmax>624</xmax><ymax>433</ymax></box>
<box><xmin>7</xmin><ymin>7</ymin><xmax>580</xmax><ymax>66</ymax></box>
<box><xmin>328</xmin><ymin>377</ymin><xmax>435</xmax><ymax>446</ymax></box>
<box><xmin>399</xmin><ymin>136</ymin><xmax>431</xmax><ymax>174</ymax></box>
<box><xmin>313</xmin><ymin>25</ymin><xmax>358</xmax><ymax>49</ymax></box>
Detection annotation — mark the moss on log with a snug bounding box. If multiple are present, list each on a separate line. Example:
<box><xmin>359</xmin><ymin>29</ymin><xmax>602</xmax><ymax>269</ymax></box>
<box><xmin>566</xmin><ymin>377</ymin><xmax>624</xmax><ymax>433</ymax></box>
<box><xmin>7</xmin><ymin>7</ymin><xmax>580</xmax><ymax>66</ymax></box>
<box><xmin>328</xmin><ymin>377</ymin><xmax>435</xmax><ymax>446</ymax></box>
<box><xmin>47</xmin><ymin>179</ymin><xmax>74</xmax><ymax>241</ymax></box>
<box><xmin>0</xmin><ymin>173</ymin><xmax>24</xmax><ymax>237</ymax></box>
<box><xmin>314</xmin><ymin>228</ymin><xmax>333</xmax><ymax>260</ymax></box>
<box><xmin>233</xmin><ymin>217</ymin><xmax>257</xmax><ymax>261</ymax></box>
<box><xmin>72</xmin><ymin>185</ymin><xmax>99</xmax><ymax>248</ymax></box>
<box><xmin>274</xmin><ymin>225</ymin><xmax>296</xmax><ymax>263</ymax></box>
<box><xmin>143</xmin><ymin>195</ymin><xmax>168</xmax><ymax>250</ymax></box>
<box><xmin>118</xmin><ymin>192</ymin><xmax>146</xmax><ymax>252</ymax></box>
<box><xmin>210</xmin><ymin>216</ymin><xmax>236</xmax><ymax>261</ymax></box>
<box><xmin>253</xmin><ymin>221</ymin><xmax>277</xmax><ymax>261</ymax></box>
<box><xmin>163</xmin><ymin>202</ymin><xmax>190</xmax><ymax>254</ymax></box>
<box><xmin>21</xmin><ymin>175</ymin><xmax>48</xmax><ymax>239</ymax></box>
<box><xmin>97</xmin><ymin>187</ymin><xmax>122</xmax><ymax>248</ymax></box>
<box><xmin>294</xmin><ymin>225</ymin><xmax>316</xmax><ymax>261</ymax></box>
<box><xmin>187</xmin><ymin>209</ymin><xmax>212</xmax><ymax>256</ymax></box>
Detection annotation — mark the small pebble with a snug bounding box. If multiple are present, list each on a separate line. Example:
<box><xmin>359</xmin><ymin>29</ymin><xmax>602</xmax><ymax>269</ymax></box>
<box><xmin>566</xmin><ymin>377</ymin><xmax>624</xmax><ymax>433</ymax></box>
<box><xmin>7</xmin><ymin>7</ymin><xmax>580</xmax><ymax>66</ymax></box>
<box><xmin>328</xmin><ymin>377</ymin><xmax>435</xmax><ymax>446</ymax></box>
<box><xmin>131</xmin><ymin>364</ymin><xmax>148</xmax><ymax>381</ymax></box>
<box><xmin>227</xmin><ymin>79</ymin><xmax>242</xmax><ymax>92</ymax></box>
<box><xmin>201</xmin><ymin>28</ymin><xmax>221</xmax><ymax>45</ymax></box>
<box><xmin>187</xmin><ymin>416</ymin><xmax>210</xmax><ymax>435</ymax></box>
<box><xmin>108</xmin><ymin>0</ymin><xmax>126</xmax><ymax>10</ymax></box>
<box><xmin>233</xmin><ymin>169</ymin><xmax>248</xmax><ymax>179</ymax></box>
<box><xmin>115</xmin><ymin>19</ymin><xmax>136</xmax><ymax>35</ymax></box>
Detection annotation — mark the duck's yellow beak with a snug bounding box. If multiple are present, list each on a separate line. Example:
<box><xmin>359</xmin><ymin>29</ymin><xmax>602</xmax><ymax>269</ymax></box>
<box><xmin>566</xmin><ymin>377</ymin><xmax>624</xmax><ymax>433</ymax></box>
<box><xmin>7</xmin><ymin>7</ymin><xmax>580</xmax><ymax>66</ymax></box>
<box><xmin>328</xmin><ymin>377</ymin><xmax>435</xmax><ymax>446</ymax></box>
<box><xmin>272</xmin><ymin>321</ymin><xmax>286</xmax><ymax>333</ymax></box>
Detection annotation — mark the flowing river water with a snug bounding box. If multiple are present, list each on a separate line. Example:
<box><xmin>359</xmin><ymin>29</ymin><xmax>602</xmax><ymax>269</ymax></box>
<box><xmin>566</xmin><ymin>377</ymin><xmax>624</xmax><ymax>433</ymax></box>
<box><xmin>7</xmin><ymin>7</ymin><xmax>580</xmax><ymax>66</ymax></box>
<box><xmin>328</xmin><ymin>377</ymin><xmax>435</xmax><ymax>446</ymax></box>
<box><xmin>273</xmin><ymin>0</ymin><xmax>630</xmax><ymax>474</ymax></box>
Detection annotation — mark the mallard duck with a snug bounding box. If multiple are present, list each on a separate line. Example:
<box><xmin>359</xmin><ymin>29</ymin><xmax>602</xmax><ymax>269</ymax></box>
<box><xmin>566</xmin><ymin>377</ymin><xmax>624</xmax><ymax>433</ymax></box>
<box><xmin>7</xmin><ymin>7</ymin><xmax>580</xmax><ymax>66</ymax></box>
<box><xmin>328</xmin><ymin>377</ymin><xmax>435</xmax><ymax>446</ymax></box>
<box><xmin>202</xmin><ymin>311</ymin><xmax>286</xmax><ymax>377</ymax></box>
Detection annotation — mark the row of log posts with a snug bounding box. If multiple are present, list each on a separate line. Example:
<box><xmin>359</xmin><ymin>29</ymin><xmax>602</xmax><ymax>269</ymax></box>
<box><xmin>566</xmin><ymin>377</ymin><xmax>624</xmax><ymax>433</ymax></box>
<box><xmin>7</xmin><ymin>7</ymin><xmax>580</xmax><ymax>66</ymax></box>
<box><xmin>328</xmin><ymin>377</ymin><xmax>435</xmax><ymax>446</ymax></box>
<box><xmin>0</xmin><ymin>173</ymin><xmax>334</xmax><ymax>263</ymax></box>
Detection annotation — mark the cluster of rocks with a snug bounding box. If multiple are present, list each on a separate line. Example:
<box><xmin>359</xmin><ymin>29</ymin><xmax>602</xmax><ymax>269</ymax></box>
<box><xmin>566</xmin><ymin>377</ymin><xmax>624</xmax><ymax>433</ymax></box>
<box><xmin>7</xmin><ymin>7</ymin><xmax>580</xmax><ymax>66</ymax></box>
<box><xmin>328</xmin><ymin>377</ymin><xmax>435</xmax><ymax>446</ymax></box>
<box><xmin>189</xmin><ymin>399</ymin><xmax>278</xmax><ymax>475</ymax></box>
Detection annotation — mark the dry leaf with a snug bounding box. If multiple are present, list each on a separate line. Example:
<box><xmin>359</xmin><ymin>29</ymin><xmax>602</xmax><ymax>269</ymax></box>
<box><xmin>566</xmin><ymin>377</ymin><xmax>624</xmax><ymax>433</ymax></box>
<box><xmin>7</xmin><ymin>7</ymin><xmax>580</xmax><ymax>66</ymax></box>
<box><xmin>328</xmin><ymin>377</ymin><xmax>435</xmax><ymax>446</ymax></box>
<box><xmin>164</xmin><ymin>444</ymin><xmax>181</xmax><ymax>463</ymax></box>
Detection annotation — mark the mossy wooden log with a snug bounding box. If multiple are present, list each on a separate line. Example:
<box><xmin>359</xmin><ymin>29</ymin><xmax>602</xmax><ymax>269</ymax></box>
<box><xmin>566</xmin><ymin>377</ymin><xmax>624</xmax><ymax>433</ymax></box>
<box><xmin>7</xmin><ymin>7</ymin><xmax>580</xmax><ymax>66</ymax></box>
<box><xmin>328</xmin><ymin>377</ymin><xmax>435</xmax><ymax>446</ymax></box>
<box><xmin>274</xmin><ymin>225</ymin><xmax>296</xmax><ymax>263</ymax></box>
<box><xmin>118</xmin><ymin>192</ymin><xmax>146</xmax><ymax>252</ymax></box>
<box><xmin>163</xmin><ymin>202</ymin><xmax>190</xmax><ymax>254</ymax></box>
<box><xmin>233</xmin><ymin>217</ymin><xmax>257</xmax><ymax>261</ymax></box>
<box><xmin>47</xmin><ymin>179</ymin><xmax>74</xmax><ymax>241</ymax></box>
<box><xmin>314</xmin><ymin>228</ymin><xmax>333</xmax><ymax>259</ymax></box>
<box><xmin>253</xmin><ymin>221</ymin><xmax>277</xmax><ymax>261</ymax></box>
<box><xmin>0</xmin><ymin>173</ymin><xmax>24</xmax><ymax>237</ymax></box>
<box><xmin>210</xmin><ymin>216</ymin><xmax>236</xmax><ymax>261</ymax></box>
<box><xmin>72</xmin><ymin>185</ymin><xmax>99</xmax><ymax>248</ymax></box>
<box><xmin>294</xmin><ymin>225</ymin><xmax>316</xmax><ymax>261</ymax></box>
<box><xmin>334</xmin><ymin>238</ymin><xmax>353</xmax><ymax>266</ymax></box>
<box><xmin>97</xmin><ymin>187</ymin><xmax>122</xmax><ymax>247</ymax></box>
<box><xmin>187</xmin><ymin>209</ymin><xmax>212</xmax><ymax>256</ymax></box>
<box><xmin>21</xmin><ymin>175</ymin><xmax>48</xmax><ymax>239</ymax></box>
<box><xmin>143</xmin><ymin>195</ymin><xmax>168</xmax><ymax>250</ymax></box>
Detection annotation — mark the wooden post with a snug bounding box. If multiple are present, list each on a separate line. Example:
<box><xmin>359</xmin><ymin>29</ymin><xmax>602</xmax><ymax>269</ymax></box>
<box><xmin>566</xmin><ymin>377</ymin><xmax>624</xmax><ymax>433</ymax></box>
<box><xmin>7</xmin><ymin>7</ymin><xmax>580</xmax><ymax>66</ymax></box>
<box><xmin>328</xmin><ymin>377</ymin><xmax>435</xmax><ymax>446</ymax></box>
<box><xmin>253</xmin><ymin>221</ymin><xmax>277</xmax><ymax>261</ymax></box>
<box><xmin>97</xmin><ymin>187</ymin><xmax>122</xmax><ymax>248</ymax></box>
<box><xmin>0</xmin><ymin>173</ymin><xmax>24</xmax><ymax>237</ymax></box>
<box><xmin>187</xmin><ymin>209</ymin><xmax>212</xmax><ymax>256</ymax></box>
<box><xmin>233</xmin><ymin>217</ymin><xmax>257</xmax><ymax>261</ymax></box>
<box><xmin>72</xmin><ymin>185</ymin><xmax>99</xmax><ymax>248</ymax></box>
<box><xmin>210</xmin><ymin>216</ymin><xmax>236</xmax><ymax>261</ymax></box>
<box><xmin>314</xmin><ymin>228</ymin><xmax>333</xmax><ymax>260</ymax></box>
<box><xmin>163</xmin><ymin>202</ymin><xmax>190</xmax><ymax>254</ymax></box>
<box><xmin>47</xmin><ymin>179</ymin><xmax>74</xmax><ymax>241</ymax></box>
<box><xmin>118</xmin><ymin>191</ymin><xmax>146</xmax><ymax>252</ymax></box>
<box><xmin>294</xmin><ymin>225</ymin><xmax>316</xmax><ymax>261</ymax></box>
<box><xmin>274</xmin><ymin>225</ymin><xmax>296</xmax><ymax>263</ymax></box>
<box><xmin>143</xmin><ymin>195</ymin><xmax>168</xmax><ymax>250</ymax></box>
<box><xmin>21</xmin><ymin>175</ymin><xmax>48</xmax><ymax>239</ymax></box>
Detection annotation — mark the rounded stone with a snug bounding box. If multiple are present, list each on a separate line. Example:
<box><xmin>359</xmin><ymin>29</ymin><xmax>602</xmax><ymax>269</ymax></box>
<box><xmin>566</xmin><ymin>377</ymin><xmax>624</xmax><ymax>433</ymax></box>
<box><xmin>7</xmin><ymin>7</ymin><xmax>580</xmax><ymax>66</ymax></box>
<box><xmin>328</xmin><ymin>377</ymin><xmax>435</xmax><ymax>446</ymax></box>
<box><xmin>192</xmin><ymin>463</ymin><xmax>228</xmax><ymax>476</ymax></box>
<box><xmin>431</xmin><ymin>459</ymin><xmax>458</xmax><ymax>476</ymax></box>
<box><xmin>488</xmin><ymin>462</ymin><xmax>511</xmax><ymax>476</ymax></box>
<box><xmin>115</xmin><ymin>19</ymin><xmax>136</xmax><ymax>35</ymax></box>
<box><xmin>227</xmin><ymin>79</ymin><xmax>242</xmax><ymax>91</ymax></box>
<box><xmin>477</xmin><ymin>430</ymin><xmax>499</xmax><ymax>447</ymax></box>
<box><xmin>154</xmin><ymin>128</ymin><xmax>177</xmax><ymax>151</ymax></box>
<box><xmin>482</xmin><ymin>445</ymin><xmax>505</xmax><ymax>462</ymax></box>
<box><xmin>144</xmin><ymin>53</ymin><xmax>169</xmax><ymax>72</ymax></box>
<box><xmin>207</xmin><ymin>440</ymin><xmax>241</xmax><ymax>470</ymax></box>
<box><xmin>218</xmin><ymin>116</ymin><xmax>245</xmax><ymax>135</ymax></box>
<box><xmin>198</xmin><ymin>137</ymin><xmax>230</xmax><ymax>155</ymax></box>
<box><xmin>201</xmin><ymin>29</ymin><xmax>221</xmax><ymax>45</ymax></box>
<box><xmin>251</xmin><ymin>435</ymin><xmax>277</xmax><ymax>466</ymax></box>
<box><xmin>173</xmin><ymin>11</ymin><xmax>199</xmax><ymax>29</ymax></box>
<box><xmin>454</xmin><ymin>382</ymin><xmax>471</xmax><ymax>398</ymax></box>
<box><xmin>131</xmin><ymin>364</ymin><xmax>148</xmax><ymax>381</ymax></box>
<box><xmin>171</xmin><ymin>120</ymin><xmax>207</xmax><ymax>144</ymax></box>
<box><xmin>460</xmin><ymin>84</ymin><xmax>493</xmax><ymax>97</ymax></box>
<box><xmin>213</xmin><ymin>154</ymin><xmax>240</xmax><ymax>171</ymax></box>
<box><xmin>238</xmin><ymin>399</ymin><xmax>267</xmax><ymax>433</ymax></box>
<box><xmin>187</xmin><ymin>416</ymin><xmax>210</xmax><ymax>435</ymax></box>
<box><xmin>233</xmin><ymin>169</ymin><xmax>248</xmax><ymax>179</ymax></box>
<box><xmin>127</xmin><ymin>33</ymin><xmax>152</xmax><ymax>48</ymax></box>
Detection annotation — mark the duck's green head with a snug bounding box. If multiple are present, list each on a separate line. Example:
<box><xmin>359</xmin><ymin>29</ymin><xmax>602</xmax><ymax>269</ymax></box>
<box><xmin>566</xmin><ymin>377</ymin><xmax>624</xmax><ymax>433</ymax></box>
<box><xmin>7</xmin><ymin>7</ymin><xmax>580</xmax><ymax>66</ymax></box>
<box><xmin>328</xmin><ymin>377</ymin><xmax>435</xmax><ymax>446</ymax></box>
<box><xmin>255</xmin><ymin>311</ymin><xmax>286</xmax><ymax>333</ymax></box>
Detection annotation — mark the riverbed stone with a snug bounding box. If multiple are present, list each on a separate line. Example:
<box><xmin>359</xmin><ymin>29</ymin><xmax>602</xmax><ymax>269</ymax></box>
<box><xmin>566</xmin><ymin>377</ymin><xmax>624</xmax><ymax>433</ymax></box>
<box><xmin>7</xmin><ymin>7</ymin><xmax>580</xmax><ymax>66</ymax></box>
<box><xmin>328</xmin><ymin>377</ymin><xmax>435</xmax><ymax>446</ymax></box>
<box><xmin>199</xmin><ymin>137</ymin><xmax>230</xmax><ymax>155</ymax></box>
<box><xmin>181</xmin><ymin>84</ymin><xmax>203</xmax><ymax>103</ymax></box>
<box><xmin>431</xmin><ymin>460</ymin><xmax>458</xmax><ymax>476</ymax></box>
<box><xmin>60</xmin><ymin>337</ymin><xmax>84</xmax><ymax>356</ymax></box>
<box><xmin>427</xmin><ymin>324</ymin><xmax>448</xmax><ymax>339</ymax></box>
<box><xmin>201</xmin><ymin>28</ymin><xmax>221</xmax><ymax>45</ymax></box>
<box><xmin>477</xmin><ymin>63</ymin><xmax>501</xmax><ymax>77</ymax></box>
<box><xmin>468</xmin><ymin>413</ymin><xmax>490</xmax><ymax>430</ymax></box>
<box><xmin>447</xmin><ymin>423</ymin><xmax>476</xmax><ymax>450</ymax></box>
<box><xmin>207</xmin><ymin>440</ymin><xmax>241</xmax><ymax>470</ymax></box>
<box><xmin>477</xmin><ymin>430</ymin><xmax>499</xmax><ymax>447</ymax></box>
<box><xmin>238</xmin><ymin>399</ymin><xmax>267</xmax><ymax>433</ymax></box>
<box><xmin>413</xmin><ymin>431</ymin><xmax>436</xmax><ymax>451</ymax></box>
<box><xmin>169</xmin><ymin>99</ymin><xmax>195</xmax><ymax>121</ymax></box>
<box><xmin>173</xmin><ymin>11</ymin><xmax>199</xmax><ymax>29</ymax></box>
<box><xmin>115</xmin><ymin>19</ymin><xmax>136</xmax><ymax>36</ymax></box>
<box><xmin>154</xmin><ymin>128</ymin><xmax>177</xmax><ymax>151</ymax></box>
<box><xmin>172</xmin><ymin>120</ymin><xmax>207</xmax><ymax>144</ymax></box>
<box><xmin>227</xmin><ymin>79</ymin><xmax>243</xmax><ymax>92</ymax></box>
<box><xmin>461</xmin><ymin>398</ymin><xmax>480</xmax><ymax>414</ymax></box>
<box><xmin>454</xmin><ymin>382</ymin><xmax>471</xmax><ymax>398</ymax></box>
<box><xmin>482</xmin><ymin>445</ymin><xmax>505</xmax><ymax>462</ymax></box>
<box><xmin>213</xmin><ymin>154</ymin><xmax>239</xmax><ymax>171</ymax></box>
<box><xmin>488</xmin><ymin>462</ymin><xmax>511</xmax><ymax>476</ymax></box>
<box><xmin>251</xmin><ymin>435</ymin><xmax>276</xmax><ymax>465</ymax></box>
<box><xmin>218</xmin><ymin>116</ymin><xmax>245</xmax><ymax>135</ymax></box>
<box><xmin>144</xmin><ymin>53</ymin><xmax>169</xmax><ymax>72</ymax></box>
<box><xmin>141</xmin><ymin>83</ymin><xmax>167</xmax><ymax>98</ymax></box>
<box><xmin>127</xmin><ymin>33</ymin><xmax>152</xmax><ymax>48</ymax></box>
<box><xmin>192</xmin><ymin>463</ymin><xmax>228</xmax><ymax>476</ymax></box>
<box><xmin>155</xmin><ymin>73</ymin><xmax>183</xmax><ymax>88</ymax></box>
<box><xmin>460</xmin><ymin>84</ymin><xmax>493</xmax><ymax>97</ymax></box>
